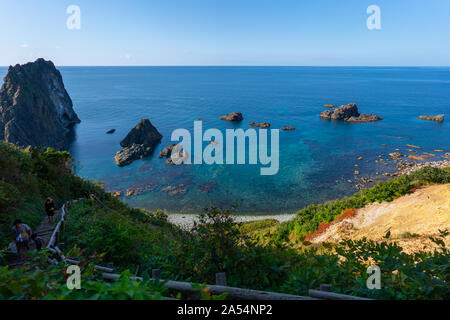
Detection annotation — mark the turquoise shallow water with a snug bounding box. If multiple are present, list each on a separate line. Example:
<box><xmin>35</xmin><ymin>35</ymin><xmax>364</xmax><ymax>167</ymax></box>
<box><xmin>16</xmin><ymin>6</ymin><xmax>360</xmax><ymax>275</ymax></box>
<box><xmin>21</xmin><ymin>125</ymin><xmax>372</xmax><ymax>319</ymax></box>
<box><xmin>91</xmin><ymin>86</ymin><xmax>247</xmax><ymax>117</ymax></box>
<box><xmin>1</xmin><ymin>66</ymin><xmax>449</xmax><ymax>213</ymax></box>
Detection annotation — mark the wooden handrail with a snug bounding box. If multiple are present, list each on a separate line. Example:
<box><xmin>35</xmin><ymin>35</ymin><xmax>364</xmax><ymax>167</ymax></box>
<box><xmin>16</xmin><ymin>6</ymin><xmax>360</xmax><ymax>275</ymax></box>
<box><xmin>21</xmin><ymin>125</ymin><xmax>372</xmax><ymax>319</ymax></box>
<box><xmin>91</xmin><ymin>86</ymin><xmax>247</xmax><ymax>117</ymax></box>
<box><xmin>308</xmin><ymin>289</ymin><xmax>372</xmax><ymax>300</ymax></box>
<box><xmin>101</xmin><ymin>273</ymin><xmax>315</xmax><ymax>300</ymax></box>
<box><xmin>46</xmin><ymin>203</ymin><xmax>66</xmax><ymax>249</ymax></box>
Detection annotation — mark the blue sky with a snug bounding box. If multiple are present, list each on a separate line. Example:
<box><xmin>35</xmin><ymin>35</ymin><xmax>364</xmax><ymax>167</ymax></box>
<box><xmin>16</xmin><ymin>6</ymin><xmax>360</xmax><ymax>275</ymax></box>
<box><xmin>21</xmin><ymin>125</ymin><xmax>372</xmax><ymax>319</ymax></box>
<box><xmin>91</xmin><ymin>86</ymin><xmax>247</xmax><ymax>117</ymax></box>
<box><xmin>0</xmin><ymin>0</ymin><xmax>449</xmax><ymax>66</ymax></box>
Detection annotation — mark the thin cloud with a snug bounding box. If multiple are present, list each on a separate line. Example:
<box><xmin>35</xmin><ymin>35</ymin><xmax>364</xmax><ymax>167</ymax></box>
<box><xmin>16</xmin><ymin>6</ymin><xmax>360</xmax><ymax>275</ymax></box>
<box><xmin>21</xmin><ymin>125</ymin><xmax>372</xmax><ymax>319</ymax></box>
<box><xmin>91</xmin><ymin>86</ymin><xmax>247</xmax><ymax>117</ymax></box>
<box><xmin>120</xmin><ymin>54</ymin><xmax>132</xmax><ymax>60</ymax></box>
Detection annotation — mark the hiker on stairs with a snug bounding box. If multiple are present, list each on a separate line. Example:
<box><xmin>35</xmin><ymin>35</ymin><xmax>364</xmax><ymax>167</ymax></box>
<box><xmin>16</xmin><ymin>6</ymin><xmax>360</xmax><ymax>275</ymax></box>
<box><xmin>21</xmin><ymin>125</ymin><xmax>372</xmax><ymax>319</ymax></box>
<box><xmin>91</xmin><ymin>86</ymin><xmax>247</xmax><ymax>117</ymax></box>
<box><xmin>11</xmin><ymin>219</ymin><xmax>32</xmax><ymax>261</ymax></box>
<box><xmin>45</xmin><ymin>198</ymin><xmax>56</xmax><ymax>224</ymax></box>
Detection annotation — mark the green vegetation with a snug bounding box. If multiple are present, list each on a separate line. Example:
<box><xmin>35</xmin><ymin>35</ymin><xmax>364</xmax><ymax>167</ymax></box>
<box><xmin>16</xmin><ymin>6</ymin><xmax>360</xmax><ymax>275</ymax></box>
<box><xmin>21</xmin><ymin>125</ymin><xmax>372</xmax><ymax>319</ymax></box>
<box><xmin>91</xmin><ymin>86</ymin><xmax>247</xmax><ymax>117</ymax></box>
<box><xmin>1</xmin><ymin>142</ymin><xmax>449</xmax><ymax>300</ymax></box>
<box><xmin>0</xmin><ymin>142</ymin><xmax>104</xmax><ymax>251</ymax></box>
<box><xmin>0</xmin><ymin>249</ymin><xmax>168</xmax><ymax>300</ymax></box>
<box><xmin>280</xmin><ymin>230</ymin><xmax>449</xmax><ymax>300</ymax></box>
<box><xmin>62</xmin><ymin>199</ymin><xmax>177</xmax><ymax>271</ymax></box>
<box><xmin>63</xmin><ymin>198</ymin><xmax>450</xmax><ymax>299</ymax></box>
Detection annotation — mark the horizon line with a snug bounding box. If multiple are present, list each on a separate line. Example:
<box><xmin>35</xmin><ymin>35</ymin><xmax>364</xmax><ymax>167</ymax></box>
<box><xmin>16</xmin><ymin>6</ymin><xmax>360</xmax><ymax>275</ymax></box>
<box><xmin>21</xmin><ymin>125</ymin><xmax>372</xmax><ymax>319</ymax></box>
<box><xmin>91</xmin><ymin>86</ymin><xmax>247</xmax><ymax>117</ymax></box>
<box><xmin>1</xmin><ymin>64</ymin><xmax>450</xmax><ymax>68</ymax></box>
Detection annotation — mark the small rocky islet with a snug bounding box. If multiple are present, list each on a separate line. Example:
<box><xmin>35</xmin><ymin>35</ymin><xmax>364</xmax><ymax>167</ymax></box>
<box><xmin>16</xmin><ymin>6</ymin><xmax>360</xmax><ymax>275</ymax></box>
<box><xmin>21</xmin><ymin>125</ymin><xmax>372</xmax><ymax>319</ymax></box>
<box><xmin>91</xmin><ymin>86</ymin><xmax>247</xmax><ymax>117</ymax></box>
<box><xmin>250</xmin><ymin>122</ymin><xmax>271</xmax><ymax>128</ymax></box>
<box><xmin>418</xmin><ymin>114</ymin><xmax>445</xmax><ymax>122</ymax></box>
<box><xmin>114</xmin><ymin>119</ymin><xmax>163</xmax><ymax>167</ymax></box>
<box><xmin>320</xmin><ymin>103</ymin><xmax>383</xmax><ymax>123</ymax></box>
<box><xmin>220</xmin><ymin>112</ymin><xmax>244</xmax><ymax>122</ymax></box>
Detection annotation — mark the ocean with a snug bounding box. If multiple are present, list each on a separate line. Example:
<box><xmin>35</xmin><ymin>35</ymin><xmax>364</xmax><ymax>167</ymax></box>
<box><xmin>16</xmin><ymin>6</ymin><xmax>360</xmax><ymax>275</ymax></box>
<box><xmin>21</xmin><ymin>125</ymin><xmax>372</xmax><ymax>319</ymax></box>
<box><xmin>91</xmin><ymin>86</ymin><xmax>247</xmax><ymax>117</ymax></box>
<box><xmin>1</xmin><ymin>66</ymin><xmax>449</xmax><ymax>214</ymax></box>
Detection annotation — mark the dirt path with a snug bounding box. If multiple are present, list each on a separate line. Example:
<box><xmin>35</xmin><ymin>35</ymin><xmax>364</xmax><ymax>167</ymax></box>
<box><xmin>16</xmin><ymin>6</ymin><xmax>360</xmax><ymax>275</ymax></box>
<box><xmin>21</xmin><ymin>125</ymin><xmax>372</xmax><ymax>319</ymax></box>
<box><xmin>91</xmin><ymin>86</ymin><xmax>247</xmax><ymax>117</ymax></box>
<box><xmin>311</xmin><ymin>184</ymin><xmax>450</xmax><ymax>253</ymax></box>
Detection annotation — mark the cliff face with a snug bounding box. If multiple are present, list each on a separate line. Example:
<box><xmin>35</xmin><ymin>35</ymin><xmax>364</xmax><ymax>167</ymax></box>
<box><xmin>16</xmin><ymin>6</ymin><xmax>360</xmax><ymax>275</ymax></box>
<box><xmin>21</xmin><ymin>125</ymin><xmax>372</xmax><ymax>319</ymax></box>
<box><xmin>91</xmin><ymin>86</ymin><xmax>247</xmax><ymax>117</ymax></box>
<box><xmin>0</xmin><ymin>58</ymin><xmax>80</xmax><ymax>149</ymax></box>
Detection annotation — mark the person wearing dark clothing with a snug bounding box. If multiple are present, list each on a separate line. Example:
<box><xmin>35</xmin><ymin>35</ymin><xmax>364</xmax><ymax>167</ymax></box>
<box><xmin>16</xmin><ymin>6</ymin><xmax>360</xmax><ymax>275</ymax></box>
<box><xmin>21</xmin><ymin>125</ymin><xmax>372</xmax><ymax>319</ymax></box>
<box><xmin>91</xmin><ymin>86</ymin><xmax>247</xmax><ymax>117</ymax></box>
<box><xmin>31</xmin><ymin>233</ymin><xmax>43</xmax><ymax>251</ymax></box>
<box><xmin>12</xmin><ymin>219</ymin><xmax>32</xmax><ymax>260</ymax></box>
<box><xmin>45</xmin><ymin>198</ymin><xmax>56</xmax><ymax>223</ymax></box>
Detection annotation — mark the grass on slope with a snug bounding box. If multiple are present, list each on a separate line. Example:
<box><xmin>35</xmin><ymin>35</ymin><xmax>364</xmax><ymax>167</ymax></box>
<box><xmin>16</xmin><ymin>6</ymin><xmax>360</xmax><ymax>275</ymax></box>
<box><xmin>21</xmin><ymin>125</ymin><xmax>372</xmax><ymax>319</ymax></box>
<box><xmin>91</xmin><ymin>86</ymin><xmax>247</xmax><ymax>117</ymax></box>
<box><xmin>0</xmin><ymin>142</ymin><xmax>105</xmax><ymax>252</ymax></box>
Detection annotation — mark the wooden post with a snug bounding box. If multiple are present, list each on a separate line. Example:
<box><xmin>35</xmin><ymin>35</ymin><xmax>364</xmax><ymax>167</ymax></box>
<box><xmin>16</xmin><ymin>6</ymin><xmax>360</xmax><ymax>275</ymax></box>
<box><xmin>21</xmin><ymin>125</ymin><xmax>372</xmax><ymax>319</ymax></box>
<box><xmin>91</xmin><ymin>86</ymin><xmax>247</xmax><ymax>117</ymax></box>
<box><xmin>216</xmin><ymin>272</ymin><xmax>227</xmax><ymax>286</ymax></box>
<box><xmin>320</xmin><ymin>284</ymin><xmax>333</xmax><ymax>292</ymax></box>
<box><xmin>152</xmin><ymin>269</ymin><xmax>161</xmax><ymax>279</ymax></box>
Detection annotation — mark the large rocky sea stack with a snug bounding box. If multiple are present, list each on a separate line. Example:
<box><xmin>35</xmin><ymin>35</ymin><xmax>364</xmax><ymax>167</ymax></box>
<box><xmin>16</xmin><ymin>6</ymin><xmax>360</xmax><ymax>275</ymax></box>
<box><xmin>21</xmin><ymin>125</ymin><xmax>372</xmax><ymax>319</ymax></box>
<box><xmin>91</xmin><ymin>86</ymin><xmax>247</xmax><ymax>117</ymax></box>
<box><xmin>114</xmin><ymin>119</ymin><xmax>163</xmax><ymax>167</ymax></box>
<box><xmin>0</xmin><ymin>58</ymin><xmax>80</xmax><ymax>149</ymax></box>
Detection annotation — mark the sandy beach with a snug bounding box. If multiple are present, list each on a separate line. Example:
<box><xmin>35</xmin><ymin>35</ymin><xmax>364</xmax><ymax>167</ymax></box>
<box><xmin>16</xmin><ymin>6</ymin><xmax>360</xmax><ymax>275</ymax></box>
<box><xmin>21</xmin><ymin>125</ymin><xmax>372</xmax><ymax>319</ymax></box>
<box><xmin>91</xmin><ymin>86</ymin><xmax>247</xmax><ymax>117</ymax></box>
<box><xmin>168</xmin><ymin>213</ymin><xmax>296</xmax><ymax>229</ymax></box>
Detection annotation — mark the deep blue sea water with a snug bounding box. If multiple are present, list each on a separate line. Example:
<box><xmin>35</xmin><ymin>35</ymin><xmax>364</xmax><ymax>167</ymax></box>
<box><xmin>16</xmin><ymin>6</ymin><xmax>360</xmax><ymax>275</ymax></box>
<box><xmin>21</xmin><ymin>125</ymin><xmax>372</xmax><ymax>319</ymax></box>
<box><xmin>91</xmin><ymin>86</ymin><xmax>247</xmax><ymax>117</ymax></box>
<box><xmin>1</xmin><ymin>67</ymin><xmax>449</xmax><ymax>213</ymax></box>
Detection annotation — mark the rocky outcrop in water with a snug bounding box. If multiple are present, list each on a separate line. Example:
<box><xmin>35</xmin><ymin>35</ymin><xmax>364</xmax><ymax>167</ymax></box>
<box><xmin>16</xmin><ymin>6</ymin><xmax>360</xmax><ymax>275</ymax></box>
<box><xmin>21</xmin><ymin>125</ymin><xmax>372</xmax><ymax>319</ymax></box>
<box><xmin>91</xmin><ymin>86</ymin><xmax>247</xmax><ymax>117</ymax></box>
<box><xmin>0</xmin><ymin>58</ymin><xmax>80</xmax><ymax>149</ymax></box>
<box><xmin>220</xmin><ymin>112</ymin><xmax>243</xmax><ymax>122</ymax></box>
<box><xmin>250</xmin><ymin>122</ymin><xmax>271</xmax><ymax>128</ymax></box>
<box><xmin>159</xmin><ymin>144</ymin><xmax>177</xmax><ymax>159</ymax></box>
<box><xmin>346</xmin><ymin>113</ymin><xmax>383</xmax><ymax>123</ymax></box>
<box><xmin>114</xmin><ymin>119</ymin><xmax>162</xmax><ymax>167</ymax></box>
<box><xmin>158</xmin><ymin>144</ymin><xmax>186</xmax><ymax>165</ymax></box>
<box><xmin>320</xmin><ymin>103</ymin><xmax>382</xmax><ymax>123</ymax></box>
<box><xmin>418</xmin><ymin>115</ymin><xmax>445</xmax><ymax>122</ymax></box>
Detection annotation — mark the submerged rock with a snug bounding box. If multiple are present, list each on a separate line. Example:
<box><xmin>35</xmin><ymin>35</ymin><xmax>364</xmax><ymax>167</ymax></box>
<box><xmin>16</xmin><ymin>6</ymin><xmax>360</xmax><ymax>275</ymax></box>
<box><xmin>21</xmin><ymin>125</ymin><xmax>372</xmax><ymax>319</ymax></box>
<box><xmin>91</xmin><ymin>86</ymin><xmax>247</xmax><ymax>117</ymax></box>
<box><xmin>125</xmin><ymin>182</ymin><xmax>158</xmax><ymax>197</ymax></box>
<box><xmin>324</xmin><ymin>104</ymin><xmax>335</xmax><ymax>108</ymax></box>
<box><xmin>162</xmin><ymin>184</ymin><xmax>188</xmax><ymax>196</ymax></box>
<box><xmin>220</xmin><ymin>112</ymin><xmax>243</xmax><ymax>122</ymax></box>
<box><xmin>114</xmin><ymin>119</ymin><xmax>162</xmax><ymax>167</ymax></box>
<box><xmin>196</xmin><ymin>181</ymin><xmax>218</xmax><ymax>193</ymax></box>
<box><xmin>106</xmin><ymin>129</ymin><xmax>116</xmax><ymax>134</ymax></box>
<box><xmin>418</xmin><ymin>115</ymin><xmax>445</xmax><ymax>122</ymax></box>
<box><xmin>0</xmin><ymin>58</ymin><xmax>80</xmax><ymax>149</ymax></box>
<box><xmin>281</xmin><ymin>126</ymin><xmax>296</xmax><ymax>131</ymax></box>
<box><xmin>320</xmin><ymin>103</ymin><xmax>382</xmax><ymax>123</ymax></box>
<box><xmin>408</xmin><ymin>154</ymin><xmax>429</xmax><ymax>161</ymax></box>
